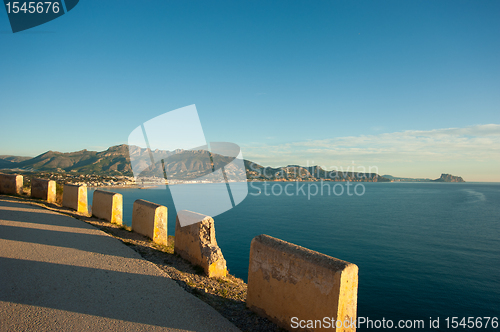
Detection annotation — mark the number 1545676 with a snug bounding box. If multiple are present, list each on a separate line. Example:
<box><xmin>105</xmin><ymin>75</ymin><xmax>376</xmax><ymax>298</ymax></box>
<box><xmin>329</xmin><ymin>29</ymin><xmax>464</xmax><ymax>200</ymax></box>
<box><xmin>5</xmin><ymin>2</ymin><xmax>60</xmax><ymax>14</ymax></box>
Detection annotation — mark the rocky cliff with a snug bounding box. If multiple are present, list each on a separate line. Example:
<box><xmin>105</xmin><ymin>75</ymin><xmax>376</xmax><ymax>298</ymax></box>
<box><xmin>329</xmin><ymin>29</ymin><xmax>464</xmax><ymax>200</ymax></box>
<box><xmin>431</xmin><ymin>173</ymin><xmax>465</xmax><ymax>182</ymax></box>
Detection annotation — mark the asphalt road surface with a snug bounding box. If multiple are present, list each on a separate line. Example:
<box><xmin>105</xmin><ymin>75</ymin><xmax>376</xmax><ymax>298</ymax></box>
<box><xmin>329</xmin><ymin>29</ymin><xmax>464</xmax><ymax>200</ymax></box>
<box><xmin>0</xmin><ymin>196</ymin><xmax>240</xmax><ymax>332</ymax></box>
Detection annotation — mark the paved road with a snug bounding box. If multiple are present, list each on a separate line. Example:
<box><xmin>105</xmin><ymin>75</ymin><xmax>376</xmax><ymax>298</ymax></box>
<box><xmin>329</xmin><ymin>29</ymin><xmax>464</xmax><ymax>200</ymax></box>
<box><xmin>0</xmin><ymin>196</ymin><xmax>241</xmax><ymax>332</ymax></box>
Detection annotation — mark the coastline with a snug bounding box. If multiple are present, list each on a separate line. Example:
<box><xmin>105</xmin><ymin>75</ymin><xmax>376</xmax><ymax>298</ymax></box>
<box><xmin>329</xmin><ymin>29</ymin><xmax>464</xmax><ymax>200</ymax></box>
<box><xmin>87</xmin><ymin>179</ymin><xmax>473</xmax><ymax>190</ymax></box>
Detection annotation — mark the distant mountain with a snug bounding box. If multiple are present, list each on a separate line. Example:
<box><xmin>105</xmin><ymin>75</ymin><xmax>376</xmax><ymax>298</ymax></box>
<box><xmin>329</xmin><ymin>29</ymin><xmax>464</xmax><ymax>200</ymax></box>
<box><xmin>382</xmin><ymin>175</ymin><xmax>432</xmax><ymax>182</ymax></box>
<box><xmin>13</xmin><ymin>145</ymin><xmax>133</xmax><ymax>175</ymax></box>
<box><xmin>0</xmin><ymin>155</ymin><xmax>32</xmax><ymax>163</ymax></box>
<box><xmin>0</xmin><ymin>144</ymin><xmax>392</xmax><ymax>182</ymax></box>
<box><xmin>247</xmin><ymin>162</ymin><xmax>388</xmax><ymax>182</ymax></box>
<box><xmin>128</xmin><ymin>146</ymin><xmax>244</xmax><ymax>181</ymax></box>
<box><xmin>383</xmin><ymin>174</ymin><xmax>465</xmax><ymax>182</ymax></box>
<box><xmin>0</xmin><ymin>155</ymin><xmax>32</xmax><ymax>169</ymax></box>
<box><xmin>431</xmin><ymin>173</ymin><xmax>465</xmax><ymax>182</ymax></box>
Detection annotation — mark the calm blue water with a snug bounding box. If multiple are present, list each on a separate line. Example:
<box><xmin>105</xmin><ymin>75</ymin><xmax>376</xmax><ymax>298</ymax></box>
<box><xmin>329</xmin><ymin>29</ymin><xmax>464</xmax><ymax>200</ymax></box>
<box><xmin>89</xmin><ymin>182</ymin><xmax>500</xmax><ymax>330</ymax></box>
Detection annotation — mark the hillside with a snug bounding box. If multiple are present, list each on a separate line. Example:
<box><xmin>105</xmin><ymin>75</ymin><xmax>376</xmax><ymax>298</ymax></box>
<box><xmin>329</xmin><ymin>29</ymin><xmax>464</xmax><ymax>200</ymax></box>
<box><xmin>14</xmin><ymin>145</ymin><xmax>132</xmax><ymax>175</ymax></box>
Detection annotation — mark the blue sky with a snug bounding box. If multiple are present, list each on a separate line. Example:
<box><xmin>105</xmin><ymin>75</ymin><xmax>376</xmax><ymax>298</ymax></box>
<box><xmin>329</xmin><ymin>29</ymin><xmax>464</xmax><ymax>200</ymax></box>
<box><xmin>1</xmin><ymin>0</ymin><xmax>499</xmax><ymax>181</ymax></box>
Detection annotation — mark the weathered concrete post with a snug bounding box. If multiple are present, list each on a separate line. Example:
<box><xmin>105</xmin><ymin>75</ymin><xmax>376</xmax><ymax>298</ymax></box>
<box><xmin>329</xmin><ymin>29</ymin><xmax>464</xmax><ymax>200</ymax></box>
<box><xmin>247</xmin><ymin>234</ymin><xmax>358</xmax><ymax>332</ymax></box>
<box><xmin>31</xmin><ymin>178</ymin><xmax>56</xmax><ymax>203</ymax></box>
<box><xmin>92</xmin><ymin>190</ymin><xmax>123</xmax><ymax>225</ymax></box>
<box><xmin>0</xmin><ymin>174</ymin><xmax>23</xmax><ymax>195</ymax></box>
<box><xmin>62</xmin><ymin>184</ymin><xmax>88</xmax><ymax>214</ymax></box>
<box><xmin>174</xmin><ymin>210</ymin><xmax>227</xmax><ymax>278</ymax></box>
<box><xmin>132</xmin><ymin>199</ymin><xmax>168</xmax><ymax>246</ymax></box>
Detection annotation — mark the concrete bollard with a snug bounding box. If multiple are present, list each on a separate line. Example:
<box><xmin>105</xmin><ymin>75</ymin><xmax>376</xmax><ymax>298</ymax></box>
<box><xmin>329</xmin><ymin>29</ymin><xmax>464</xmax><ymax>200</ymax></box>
<box><xmin>132</xmin><ymin>199</ymin><xmax>168</xmax><ymax>246</ymax></box>
<box><xmin>0</xmin><ymin>174</ymin><xmax>23</xmax><ymax>195</ymax></box>
<box><xmin>62</xmin><ymin>184</ymin><xmax>88</xmax><ymax>214</ymax></box>
<box><xmin>31</xmin><ymin>178</ymin><xmax>56</xmax><ymax>203</ymax></box>
<box><xmin>174</xmin><ymin>210</ymin><xmax>227</xmax><ymax>278</ymax></box>
<box><xmin>92</xmin><ymin>190</ymin><xmax>122</xmax><ymax>225</ymax></box>
<box><xmin>247</xmin><ymin>234</ymin><xmax>358</xmax><ymax>332</ymax></box>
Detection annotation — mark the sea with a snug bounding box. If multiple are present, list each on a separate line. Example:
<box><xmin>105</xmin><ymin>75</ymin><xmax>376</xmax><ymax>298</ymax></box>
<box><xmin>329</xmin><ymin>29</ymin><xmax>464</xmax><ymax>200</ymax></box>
<box><xmin>89</xmin><ymin>182</ymin><xmax>500</xmax><ymax>331</ymax></box>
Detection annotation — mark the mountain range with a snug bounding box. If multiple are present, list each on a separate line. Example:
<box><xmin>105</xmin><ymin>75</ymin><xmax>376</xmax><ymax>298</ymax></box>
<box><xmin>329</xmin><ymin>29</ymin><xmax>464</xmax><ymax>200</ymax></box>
<box><xmin>0</xmin><ymin>145</ymin><xmax>464</xmax><ymax>182</ymax></box>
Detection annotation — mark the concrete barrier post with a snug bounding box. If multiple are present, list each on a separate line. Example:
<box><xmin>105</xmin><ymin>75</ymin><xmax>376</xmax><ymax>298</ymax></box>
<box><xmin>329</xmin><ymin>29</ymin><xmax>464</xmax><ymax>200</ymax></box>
<box><xmin>247</xmin><ymin>234</ymin><xmax>358</xmax><ymax>332</ymax></box>
<box><xmin>62</xmin><ymin>184</ymin><xmax>88</xmax><ymax>214</ymax></box>
<box><xmin>132</xmin><ymin>199</ymin><xmax>168</xmax><ymax>246</ymax></box>
<box><xmin>31</xmin><ymin>178</ymin><xmax>56</xmax><ymax>203</ymax></box>
<box><xmin>92</xmin><ymin>190</ymin><xmax>123</xmax><ymax>225</ymax></box>
<box><xmin>174</xmin><ymin>210</ymin><xmax>227</xmax><ymax>278</ymax></box>
<box><xmin>0</xmin><ymin>174</ymin><xmax>23</xmax><ymax>195</ymax></box>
